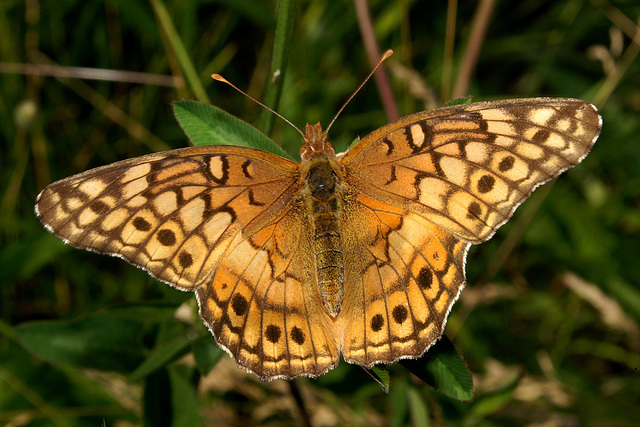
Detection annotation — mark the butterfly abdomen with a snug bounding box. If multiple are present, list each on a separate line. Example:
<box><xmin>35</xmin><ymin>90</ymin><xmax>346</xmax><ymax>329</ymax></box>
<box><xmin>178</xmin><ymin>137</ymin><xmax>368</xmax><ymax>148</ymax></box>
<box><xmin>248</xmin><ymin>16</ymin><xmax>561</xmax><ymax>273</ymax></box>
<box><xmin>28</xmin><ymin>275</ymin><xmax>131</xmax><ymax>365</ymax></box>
<box><xmin>305</xmin><ymin>160</ymin><xmax>345</xmax><ymax>317</ymax></box>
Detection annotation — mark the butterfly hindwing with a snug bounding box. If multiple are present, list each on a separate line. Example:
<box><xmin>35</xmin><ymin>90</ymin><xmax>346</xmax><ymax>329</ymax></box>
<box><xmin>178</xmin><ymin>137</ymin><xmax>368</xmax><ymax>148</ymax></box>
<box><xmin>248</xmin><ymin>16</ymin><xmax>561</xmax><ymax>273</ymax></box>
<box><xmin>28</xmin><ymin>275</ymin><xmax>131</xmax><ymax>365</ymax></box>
<box><xmin>339</xmin><ymin>193</ymin><xmax>468</xmax><ymax>367</ymax></box>
<box><xmin>196</xmin><ymin>199</ymin><xmax>340</xmax><ymax>380</ymax></box>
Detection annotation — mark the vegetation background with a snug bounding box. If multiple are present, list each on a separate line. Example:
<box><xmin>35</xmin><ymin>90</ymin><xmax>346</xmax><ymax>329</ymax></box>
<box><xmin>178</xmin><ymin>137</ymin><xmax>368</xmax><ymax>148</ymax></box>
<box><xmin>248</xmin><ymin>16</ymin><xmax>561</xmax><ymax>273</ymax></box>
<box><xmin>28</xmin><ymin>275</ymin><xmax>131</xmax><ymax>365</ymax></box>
<box><xmin>1</xmin><ymin>0</ymin><xmax>639</xmax><ymax>425</ymax></box>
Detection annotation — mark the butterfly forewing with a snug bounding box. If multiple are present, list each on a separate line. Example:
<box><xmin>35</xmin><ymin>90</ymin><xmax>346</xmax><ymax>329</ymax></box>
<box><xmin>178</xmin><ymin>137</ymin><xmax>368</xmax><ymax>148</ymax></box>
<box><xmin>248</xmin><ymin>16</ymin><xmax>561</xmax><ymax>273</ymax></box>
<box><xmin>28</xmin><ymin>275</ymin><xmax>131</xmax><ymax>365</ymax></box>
<box><xmin>36</xmin><ymin>146</ymin><xmax>300</xmax><ymax>290</ymax></box>
<box><xmin>342</xmin><ymin>98</ymin><xmax>602</xmax><ymax>243</ymax></box>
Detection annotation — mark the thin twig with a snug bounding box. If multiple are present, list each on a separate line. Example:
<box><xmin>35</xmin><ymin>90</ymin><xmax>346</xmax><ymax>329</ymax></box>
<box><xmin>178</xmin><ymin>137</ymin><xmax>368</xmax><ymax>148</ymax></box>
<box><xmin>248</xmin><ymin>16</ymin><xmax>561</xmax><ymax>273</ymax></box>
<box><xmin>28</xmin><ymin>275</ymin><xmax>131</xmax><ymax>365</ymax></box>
<box><xmin>33</xmin><ymin>53</ymin><xmax>172</xmax><ymax>153</ymax></box>
<box><xmin>354</xmin><ymin>0</ymin><xmax>399</xmax><ymax>122</ymax></box>
<box><xmin>590</xmin><ymin>0</ymin><xmax>640</xmax><ymax>107</ymax></box>
<box><xmin>452</xmin><ymin>0</ymin><xmax>496</xmax><ymax>98</ymax></box>
<box><xmin>0</xmin><ymin>62</ymin><xmax>182</xmax><ymax>87</ymax></box>
<box><xmin>441</xmin><ymin>0</ymin><xmax>457</xmax><ymax>102</ymax></box>
<box><xmin>288</xmin><ymin>380</ymin><xmax>312</xmax><ymax>427</ymax></box>
<box><xmin>593</xmin><ymin>37</ymin><xmax>640</xmax><ymax>107</ymax></box>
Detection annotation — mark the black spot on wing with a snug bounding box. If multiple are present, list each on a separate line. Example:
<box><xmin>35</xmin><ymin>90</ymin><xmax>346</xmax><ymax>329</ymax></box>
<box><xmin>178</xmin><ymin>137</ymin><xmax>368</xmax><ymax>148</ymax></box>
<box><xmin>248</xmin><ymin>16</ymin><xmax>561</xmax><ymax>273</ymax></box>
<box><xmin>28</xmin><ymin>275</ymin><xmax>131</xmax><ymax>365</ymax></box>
<box><xmin>157</xmin><ymin>229</ymin><xmax>176</xmax><ymax>246</ymax></box>
<box><xmin>477</xmin><ymin>175</ymin><xmax>495</xmax><ymax>193</ymax></box>
<box><xmin>290</xmin><ymin>326</ymin><xmax>305</xmax><ymax>345</ymax></box>
<box><xmin>265</xmin><ymin>324</ymin><xmax>282</xmax><ymax>343</ymax></box>
<box><xmin>499</xmin><ymin>156</ymin><xmax>515</xmax><ymax>172</ymax></box>
<box><xmin>231</xmin><ymin>294</ymin><xmax>248</xmax><ymax>316</ymax></box>
<box><xmin>370</xmin><ymin>314</ymin><xmax>384</xmax><ymax>332</ymax></box>
<box><xmin>392</xmin><ymin>305</ymin><xmax>408</xmax><ymax>324</ymax></box>
<box><xmin>467</xmin><ymin>202</ymin><xmax>482</xmax><ymax>219</ymax></box>
<box><xmin>90</xmin><ymin>200</ymin><xmax>109</xmax><ymax>214</ymax></box>
<box><xmin>417</xmin><ymin>268</ymin><xmax>433</xmax><ymax>290</ymax></box>
<box><xmin>179</xmin><ymin>251</ymin><xmax>193</xmax><ymax>268</ymax></box>
<box><xmin>133</xmin><ymin>217</ymin><xmax>152</xmax><ymax>231</ymax></box>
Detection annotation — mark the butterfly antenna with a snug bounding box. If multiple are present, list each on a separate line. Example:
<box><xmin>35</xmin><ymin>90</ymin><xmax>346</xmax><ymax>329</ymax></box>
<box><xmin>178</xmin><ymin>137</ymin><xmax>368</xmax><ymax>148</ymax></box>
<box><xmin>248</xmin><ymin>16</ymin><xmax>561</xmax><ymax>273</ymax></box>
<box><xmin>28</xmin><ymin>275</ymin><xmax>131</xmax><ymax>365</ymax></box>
<box><xmin>211</xmin><ymin>73</ymin><xmax>305</xmax><ymax>138</ymax></box>
<box><xmin>325</xmin><ymin>49</ymin><xmax>394</xmax><ymax>134</ymax></box>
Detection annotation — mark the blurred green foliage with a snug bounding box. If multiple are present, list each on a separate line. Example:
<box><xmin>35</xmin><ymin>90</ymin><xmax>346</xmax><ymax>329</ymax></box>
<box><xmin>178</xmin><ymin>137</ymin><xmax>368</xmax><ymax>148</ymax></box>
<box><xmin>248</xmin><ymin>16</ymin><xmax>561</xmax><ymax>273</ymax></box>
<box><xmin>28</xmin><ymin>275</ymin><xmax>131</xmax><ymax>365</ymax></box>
<box><xmin>2</xmin><ymin>0</ymin><xmax>640</xmax><ymax>425</ymax></box>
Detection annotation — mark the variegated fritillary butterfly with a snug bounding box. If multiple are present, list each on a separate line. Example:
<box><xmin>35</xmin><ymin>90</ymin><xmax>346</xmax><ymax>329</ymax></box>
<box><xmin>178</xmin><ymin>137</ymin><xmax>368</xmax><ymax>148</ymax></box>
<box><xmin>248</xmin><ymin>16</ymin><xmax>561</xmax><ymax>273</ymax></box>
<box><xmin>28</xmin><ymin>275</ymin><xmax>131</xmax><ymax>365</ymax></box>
<box><xmin>35</xmin><ymin>96</ymin><xmax>601</xmax><ymax>381</ymax></box>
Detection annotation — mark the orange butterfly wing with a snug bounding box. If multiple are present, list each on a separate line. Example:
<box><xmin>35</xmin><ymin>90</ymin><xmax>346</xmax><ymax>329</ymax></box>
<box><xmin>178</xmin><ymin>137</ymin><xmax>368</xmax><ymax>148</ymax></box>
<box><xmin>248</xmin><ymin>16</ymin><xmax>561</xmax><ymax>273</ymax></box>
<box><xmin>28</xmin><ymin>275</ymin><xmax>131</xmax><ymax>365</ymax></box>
<box><xmin>336</xmin><ymin>98</ymin><xmax>601</xmax><ymax>366</ymax></box>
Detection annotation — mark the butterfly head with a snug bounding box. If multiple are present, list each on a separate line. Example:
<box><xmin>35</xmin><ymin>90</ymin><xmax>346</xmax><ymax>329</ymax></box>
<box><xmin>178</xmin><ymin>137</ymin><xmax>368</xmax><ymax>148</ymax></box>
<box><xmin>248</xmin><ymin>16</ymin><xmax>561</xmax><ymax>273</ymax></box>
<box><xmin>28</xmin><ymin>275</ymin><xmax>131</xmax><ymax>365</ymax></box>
<box><xmin>300</xmin><ymin>123</ymin><xmax>335</xmax><ymax>161</ymax></box>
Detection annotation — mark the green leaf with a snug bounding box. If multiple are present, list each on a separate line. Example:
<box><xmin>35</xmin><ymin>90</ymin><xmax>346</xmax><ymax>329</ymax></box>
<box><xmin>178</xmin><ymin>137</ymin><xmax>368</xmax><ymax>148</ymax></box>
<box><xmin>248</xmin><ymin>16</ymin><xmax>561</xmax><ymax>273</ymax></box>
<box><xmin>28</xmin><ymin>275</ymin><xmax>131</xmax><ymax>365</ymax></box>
<box><xmin>169</xmin><ymin>368</ymin><xmax>202</xmax><ymax>426</ymax></box>
<box><xmin>172</xmin><ymin>100</ymin><xmax>293</xmax><ymax>159</ymax></box>
<box><xmin>16</xmin><ymin>315</ymin><xmax>146</xmax><ymax>373</ymax></box>
<box><xmin>192</xmin><ymin>337</ymin><xmax>225</xmax><ymax>375</ymax></box>
<box><xmin>348</xmin><ymin>135</ymin><xmax>361</xmax><ymax>150</ymax></box>
<box><xmin>364</xmin><ymin>364</ymin><xmax>390</xmax><ymax>393</ymax></box>
<box><xmin>400</xmin><ymin>336</ymin><xmax>473</xmax><ymax>400</ymax></box>
<box><xmin>129</xmin><ymin>333</ymin><xmax>201</xmax><ymax>382</ymax></box>
<box><xmin>406</xmin><ymin>385</ymin><xmax>430</xmax><ymax>427</ymax></box>
<box><xmin>142</xmin><ymin>366</ymin><xmax>201</xmax><ymax>427</ymax></box>
<box><xmin>442</xmin><ymin>96</ymin><xmax>473</xmax><ymax>107</ymax></box>
<box><xmin>389</xmin><ymin>377</ymin><xmax>410</xmax><ymax>427</ymax></box>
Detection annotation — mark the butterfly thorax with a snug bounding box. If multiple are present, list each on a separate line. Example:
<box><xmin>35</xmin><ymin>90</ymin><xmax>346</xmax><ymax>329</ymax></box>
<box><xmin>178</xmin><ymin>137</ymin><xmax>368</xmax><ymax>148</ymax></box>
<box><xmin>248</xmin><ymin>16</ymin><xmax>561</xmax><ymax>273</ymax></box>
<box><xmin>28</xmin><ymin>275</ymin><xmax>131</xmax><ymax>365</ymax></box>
<box><xmin>299</xmin><ymin>123</ymin><xmax>346</xmax><ymax>317</ymax></box>
<box><xmin>300</xmin><ymin>123</ymin><xmax>335</xmax><ymax>161</ymax></box>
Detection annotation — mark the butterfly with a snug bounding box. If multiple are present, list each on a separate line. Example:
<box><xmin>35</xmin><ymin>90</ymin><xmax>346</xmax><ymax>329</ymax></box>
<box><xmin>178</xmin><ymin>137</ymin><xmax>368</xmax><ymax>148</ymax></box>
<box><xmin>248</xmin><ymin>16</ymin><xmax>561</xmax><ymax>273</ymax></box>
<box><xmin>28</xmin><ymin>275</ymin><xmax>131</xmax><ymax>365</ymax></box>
<box><xmin>35</xmin><ymin>96</ymin><xmax>601</xmax><ymax>381</ymax></box>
